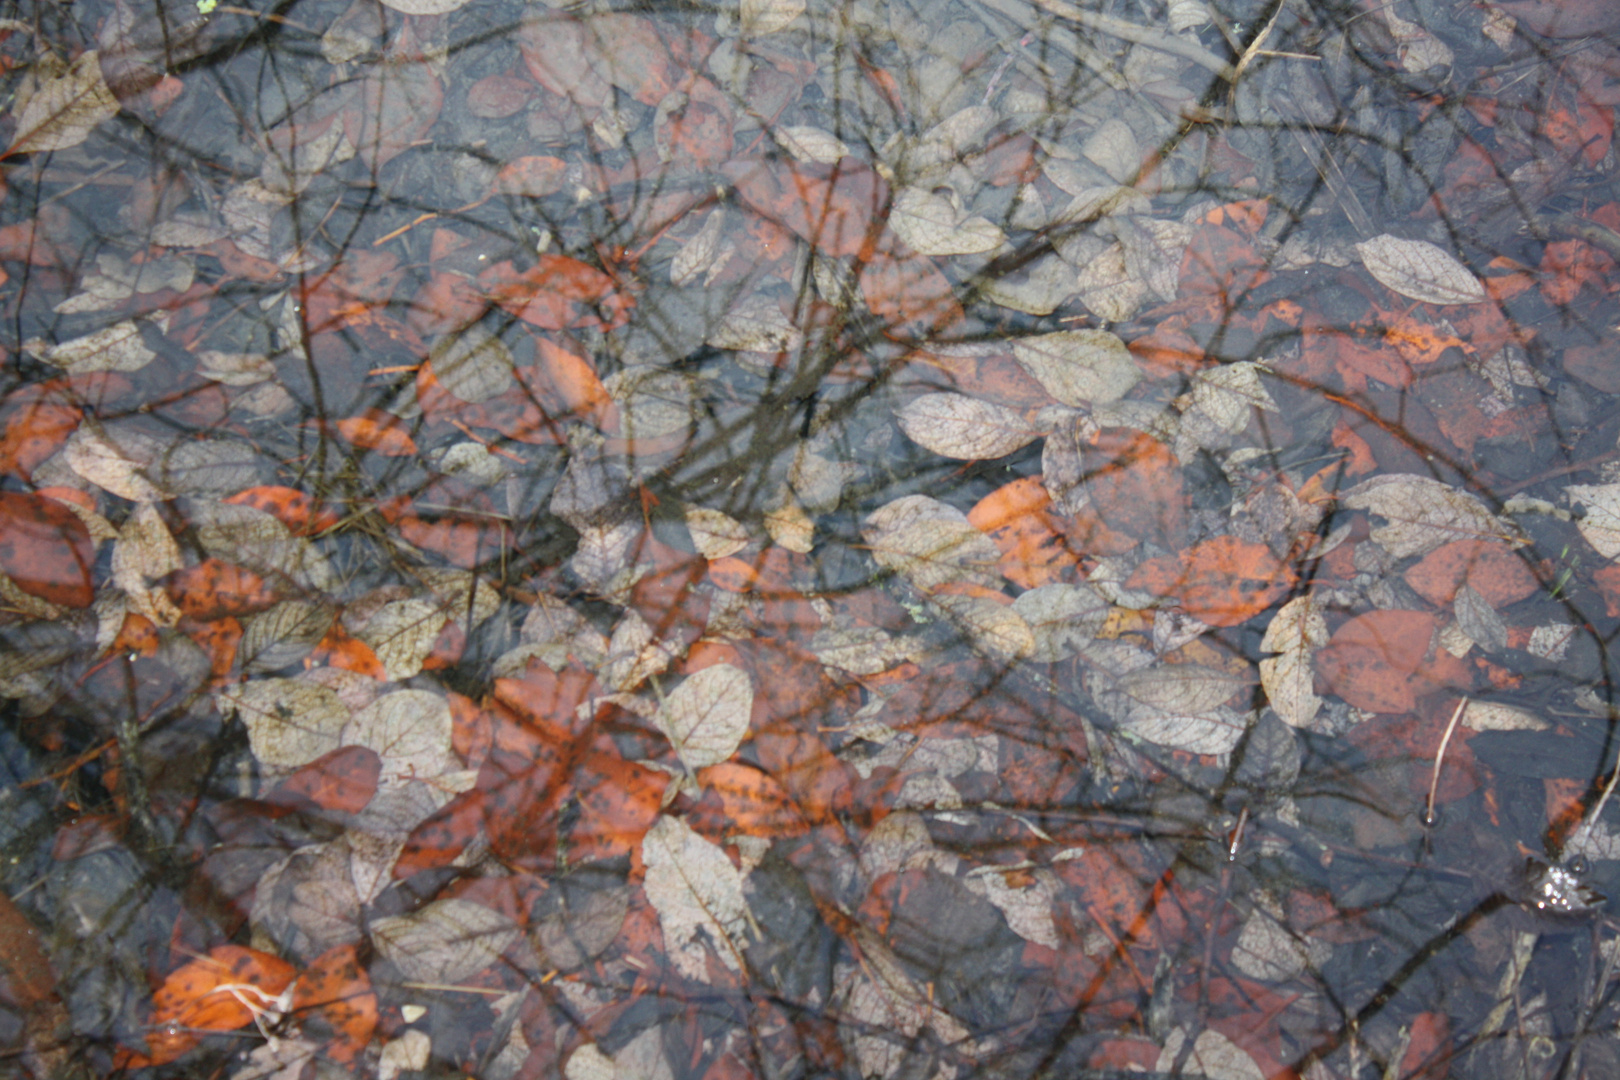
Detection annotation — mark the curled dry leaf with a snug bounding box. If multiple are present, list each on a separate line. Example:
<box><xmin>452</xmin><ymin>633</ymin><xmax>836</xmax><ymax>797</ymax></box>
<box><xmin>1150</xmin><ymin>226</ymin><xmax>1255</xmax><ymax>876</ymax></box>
<box><xmin>1259</xmin><ymin>595</ymin><xmax>1328</xmax><ymax>729</ymax></box>
<box><xmin>658</xmin><ymin>663</ymin><xmax>753</xmax><ymax>771</ymax></box>
<box><xmin>370</xmin><ymin>898</ymin><xmax>519</xmax><ymax>982</ymax></box>
<box><xmin>1354</xmin><ymin>235</ymin><xmax>1485</xmax><ymax>306</ymax></box>
<box><xmin>8</xmin><ymin>51</ymin><xmax>119</xmax><ymax>155</ymax></box>
<box><xmin>897</xmin><ymin>393</ymin><xmax>1039</xmax><ymax>460</ymax></box>
<box><xmin>1343</xmin><ymin>474</ymin><xmax>1517</xmax><ymax>558</ymax></box>
<box><xmin>641</xmin><ymin>814</ymin><xmax>751</xmax><ymax>980</ymax></box>
<box><xmin>1012</xmin><ymin>330</ymin><xmax>1141</xmax><ymax>406</ymax></box>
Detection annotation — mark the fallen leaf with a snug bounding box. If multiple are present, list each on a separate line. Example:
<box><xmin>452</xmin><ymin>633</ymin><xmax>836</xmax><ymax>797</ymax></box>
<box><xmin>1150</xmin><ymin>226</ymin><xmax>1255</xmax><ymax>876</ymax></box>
<box><xmin>1259</xmin><ymin>595</ymin><xmax>1328</xmax><ymax>728</ymax></box>
<box><xmin>0</xmin><ymin>491</ymin><xmax>97</xmax><ymax>607</ymax></box>
<box><xmin>1567</xmin><ymin>484</ymin><xmax>1620</xmax><ymax>559</ymax></box>
<box><xmin>220</xmin><ymin>676</ymin><xmax>352</xmax><ymax>772</ymax></box>
<box><xmin>1012</xmin><ymin>330</ymin><xmax>1141</xmax><ymax>406</ymax></box>
<box><xmin>888</xmin><ymin>187</ymin><xmax>1005</xmax><ymax>256</ymax></box>
<box><xmin>370</xmin><ymin>898</ymin><xmax>519</xmax><ymax>982</ymax></box>
<box><xmin>1126</xmin><ymin>536</ymin><xmax>1297</xmax><ymax>627</ymax></box>
<box><xmin>864</xmin><ymin>494</ymin><xmax>1002</xmax><ymax>592</ymax></box>
<box><xmin>1343</xmin><ymin>474</ymin><xmax>1517</xmax><ymax>558</ymax></box>
<box><xmin>1354</xmin><ymin>235</ymin><xmax>1485</xmax><ymax>306</ymax></box>
<box><xmin>658</xmin><ymin>663</ymin><xmax>753</xmax><ymax>771</ymax></box>
<box><xmin>1315</xmin><ymin>609</ymin><xmax>1471</xmax><ymax>714</ymax></box>
<box><xmin>8</xmin><ymin>51</ymin><xmax>119</xmax><ymax>155</ymax></box>
<box><xmin>143</xmin><ymin>946</ymin><xmax>297</xmax><ymax>1066</ymax></box>
<box><xmin>741</xmin><ymin>0</ymin><xmax>806</xmax><ymax>34</ymax></box>
<box><xmin>641</xmin><ymin>814</ymin><xmax>751</xmax><ymax>980</ymax></box>
<box><xmin>897</xmin><ymin>392</ymin><xmax>1039</xmax><ymax>460</ymax></box>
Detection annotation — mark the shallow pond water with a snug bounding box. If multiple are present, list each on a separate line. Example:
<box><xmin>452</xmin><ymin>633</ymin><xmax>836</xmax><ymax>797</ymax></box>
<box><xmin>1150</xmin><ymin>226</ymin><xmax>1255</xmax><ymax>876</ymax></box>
<box><xmin>3</xmin><ymin>0</ymin><xmax>1620</xmax><ymax>1077</ymax></box>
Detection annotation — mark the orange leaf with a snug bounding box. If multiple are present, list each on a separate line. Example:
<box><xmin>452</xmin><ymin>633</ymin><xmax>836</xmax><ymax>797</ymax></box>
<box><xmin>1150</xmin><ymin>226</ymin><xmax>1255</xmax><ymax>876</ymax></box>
<box><xmin>493</xmin><ymin>155</ymin><xmax>567</xmax><ymax>197</ymax></box>
<box><xmin>1315</xmin><ymin>609</ymin><xmax>1471</xmax><ymax>714</ymax></box>
<box><xmin>524</xmin><ymin>337</ymin><xmax>617</xmax><ymax>430</ymax></box>
<box><xmin>310</xmin><ymin>620</ymin><xmax>388</xmax><ymax>679</ymax></box>
<box><xmin>858</xmin><ymin>244</ymin><xmax>965</xmax><ymax>338</ymax></box>
<box><xmin>1402</xmin><ymin>539</ymin><xmax>1537</xmax><ymax>608</ymax></box>
<box><xmin>268</xmin><ymin>746</ymin><xmax>382</xmax><ymax>815</ymax></box>
<box><xmin>224</xmin><ymin>485</ymin><xmax>340</xmax><ymax>536</ymax></box>
<box><xmin>335</xmin><ymin>412</ymin><xmax>417</xmax><ymax>456</ymax></box>
<box><xmin>396</xmin><ymin>512</ymin><xmax>512</xmax><ymax>569</ymax></box>
<box><xmin>568</xmin><ymin>746</ymin><xmax>668</xmax><ymax>861</ymax></box>
<box><xmin>163</xmin><ymin>558</ymin><xmax>280</xmax><ymax>620</ymax></box>
<box><xmin>0</xmin><ymin>393</ymin><xmax>79</xmax><ymax>480</ymax></box>
<box><xmin>290</xmin><ymin>944</ymin><xmax>376</xmax><ymax>1064</ymax></box>
<box><xmin>692</xmin><ymin>762</ymin><xmax>809</xmax><ymax>839</ymax></box>
<box><xmin>480</xmin><ymin>255</ymin><xmax>633</xmax><ymax>331</ymax></box>
<box><xmin>143</xmin><ymin>946</ymin><xmax>297</xmax><ymax>1065</ymax></box>
<box><xmin>0</xmin><ymin>490</ymin><xmax>96</xmax><ymax>607</ymax></box>
<box><xmin>967</xmin><ymin>476</ymin><xmax>1080</xmax><ymax>589</ymax></box>
<box><xmin>722</xmin><ymin>157</ymin><xmax>889</xmax><ymax>258</ymax></box>
<box><xmin>1126</xmin><ymin>536</ymin><xmax>1296</xmax><ymax>627</ymax></box>
<box><xmin>1084</xmin><ymin>429</ymin><xmax>1187</xmax><ymax>550</ymax></box>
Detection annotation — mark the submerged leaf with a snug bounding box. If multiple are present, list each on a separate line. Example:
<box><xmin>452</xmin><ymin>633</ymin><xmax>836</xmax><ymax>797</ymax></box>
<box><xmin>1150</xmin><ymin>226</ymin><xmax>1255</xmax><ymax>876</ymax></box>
<box><xmin>658</xmin><ymin>663</ymin><xmax>753</xmax><ymax>771</ymax></box>
<box><xmin>897</xmin><ymin>393</ymin><xmax>1039</xmax><ymax>460</ymax></box>
<box><xmin>641</xmin><ymin>815</ymin><xmax>750</xmax><ymax>980</ymax></box>
<box><xmin>1354</xmin><ymin>235</ymin><xmax>1485</xmax><ymax>305</ymax></box>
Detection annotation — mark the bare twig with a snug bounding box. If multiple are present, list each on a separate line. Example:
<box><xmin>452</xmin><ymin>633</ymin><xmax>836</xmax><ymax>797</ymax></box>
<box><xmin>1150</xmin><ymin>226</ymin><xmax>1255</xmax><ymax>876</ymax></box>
<box><xmin>1425</xmin><ymin>697</ymin><xmax>1468</xmax><ymax>826</ymax></box>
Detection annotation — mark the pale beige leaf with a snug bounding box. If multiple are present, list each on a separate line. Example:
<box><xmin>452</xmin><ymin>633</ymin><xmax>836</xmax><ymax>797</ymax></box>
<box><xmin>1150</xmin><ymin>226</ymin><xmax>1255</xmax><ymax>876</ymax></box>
<box><xmin>1230</xmin><ymin>909</ymin><xmax>1327</xmax><ymax>982</ymax></box>
<box><xmin>1012</xmin><ymin>329</ymin><xmax>1141</xmax><ymax>406</ymax></box>
<box><xmin>355</xmin><ymin>599</ymin><xmax>447</xmax><ymax>681</ymax></box>
<box><xmin>765</xmin><ymin>497</ymin><xmax>815</xmax><ymax>553</ymax></box>
<box><xmin>220</xmin><ymin>678</ymin><xmax>352</xmax><ymax>771</ymax></box>
<box><xmin>671</xmin><ymin>207</ymin><xmax>727</xmax><ymax>287</ymax></box>
<box><xmin>707</xmin><ymin>295</ymin><xmax>803</xmax><ymax>353</ymax></box>
<box><xmin>1013</xmin><ymin>583</ymin><xmax>1109</xmax><ymax>662</ymax></box>
<box><xmin>1081</xmin><ymin>118</ymin><xmax>1140</xmax><ymax>183</ymax></box>
<box><xmin>9</xmin><ymin>51</ymin><xmax>118</xmax><ymax>155</ymax></box>
<box><xmin>371</xmin><ymin>898</ymin><xmax>519</xmax><ymax>982</ymax></box>
<box><xmin>1106</xmin><ymin>665</ymin><xmax>1250</xmax><ymax>754</ymax></box>
<box><xmin>419</xmin><ymin>567</ymin><xmax>502</xmax><ymax>625</ymax></box>
<box><xmin>1461</xmin><ymin>700</ymin><xmax>1548</xmax><ymax>732</ymax></box>
<box><xmin>428</xmin><ymin>325</ymin><xmax>516</xmax><ymax>404</ymax></box>
<box><xmin>978</xmin><ymin>253</ymin><xmax>1076</xmax><ymax>316</ymax></box>
<box><xmin>1259</xmin><ymin>596</ymin><xmax>1327</xmax><ymax>729</ymax></box>
<box><xmin>684</xmin><ymin>506</ymin><xmax>750</xmax><ymax>559</ymax></box>
<box><xmin>65</xmin><ymin>423</ymin><xmax>168</xmax><ymax>502</ymax></box>
<box><xmin>196</xmin><ymin>350</ymin><xmax>275</xmax><ymax>386</ymax></box>
<box><xmin>189</xmin><ymin>499</ymin><xmax>336</xmax><ymax>592</ymax></box>
<box><xmin>889</xmin><ymin>187</ymin><xmax>1005</xmax><ymax>256</ymax></box>
<box><xmin>239</xmin><ymin>600</ymin><xmax>336</xmax><ymax>673</ymax></box>
<box><xmin>1167</xmin><ymin>0</ymin><xmax>1211</xmax><ymax>31</ymax></box>
<box><xmin>659</xmin><ymin>663</ymin><xmax>752</xmax><ymax>771</ymax></box>
<box><xmin>641</xmin><ymin>815</ymin><xmax>750</xmax><ymax>980</ymax></box>
<box><xmin>1155</xmin><ymin>1028</ymin><xmax>1264</xmax><ymax>1080</ymax></box>
<box><xmin>897</xmin><ymin>392</ymin><xmax>1039</xmax><ymax>460</ymax></box>
<box><xmin>1120</xmin><ymin>217</ymin><xmax>1191</xmax><ymax>303</ymax></box>
<box><xmin>27</xmin><ymin>320</ymin><xmax>155</xmax><ymax>375</ymax></box>
<box><xmin>1567</xmin><ymin>484</ymin><xmax>1620</xmax><ymax>559</ymax></box>
<box><xmin>1189</xmin><ymin>361</ymin><xmax>1278</xmax><ymax>434</ymax></box>
<box><xmin>1343</xmin><ymin>474</ymin><xmax>1516</xmax><ymax>558</ymax></box>
<box><xmin>565</xmin><ymin>1046</ymin><xmax>617</xmax><ymax>1080</ymax></box>
<box><xmin>740</xmin><ymin>0</ymin><xmax>805</xmax><ymax>35</ymax></box>
<box><xmin>863</xmin><ymin>494</ymin><xmax>1001</xmax><ymax>592</ymax></box>
<box><xmin>155</xmin><ymin>438</ymin><xmax>265</xmax><ymax>496</ymax></box>
<box><xmin>342</xmin><ymin>688</ymin><xmax>457</xmax><ymax>781</ymax></box>
<box><xmin>775</xmin><ymin>125</ymin><xmax>850</xmax><ymax>164</ymax></box>
<box><xmin>601</xmin><ymin>609</ymin><xmax>673</xmax><ymax>693</ymax></box>
<box><xmin>1354</xmin><ymin>235</ymin><xmax>1484</xmax><ymax>305</ymax></box>
<box><xmin>378</xmin><ymin>0</ymin><xmax>468</xmax><ymax>14</ymax></box>
<box><xmin>1073</xmin><ymin>241</ymin><xmax>1149</xmax><ymax>322</ymax></box>
<box><xmin>931</xmin><ymin>591</ymin><xmax>1034</xmax><ymax>659</ymax></box>
<box><xmin>967</xmin><ymin>867</ymin><xmax>1060</xmax><ymax>948</ymax></box>
<box><xmin>111</xmin><ymin>501</ymin><xmax>182</xmax><ymax>627</ymax></box>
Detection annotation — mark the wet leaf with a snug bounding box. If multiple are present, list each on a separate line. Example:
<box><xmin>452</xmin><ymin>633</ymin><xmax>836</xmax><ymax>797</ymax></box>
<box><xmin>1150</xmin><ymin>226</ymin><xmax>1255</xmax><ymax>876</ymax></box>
<box><xmin>370</xmin><ymin>898</ymin><xmax>519</xmax><ymax>982</ymax></box>
<box><xmin>897</xmin><ymin>392</ymin><xmax>1039</xmax><ymax>460</ymax></box>
<box><xmin>1354</xmin><ymin>235</ymin><xmax>1485</xmax><ymax>306</ymax></box>
<box><xmin>932</xmin><ymin>589</ymin><xmax>1036</xmax><ymax>659</ymax></box>
<box><xmin>1314</xmin><ymin>609</ymin><xmax>1470</xmax><ymax>714</ymax></box>
<box><xmin>1343</xmin><ymin>474</ymin><xmax>1517</xmax><ymax>558</ymax></box>
<box><xmin>1567</xmin><ymin>483</ymin><xmax>1620</xmax><ymax>559</ymax></box>
<box><xmin>64</xmin><ymin>422</ymin><xmax>167</xmax><ymax>502</ymax></box>
<box><xmin>1107</xmin><ymin>664</ymin><xmax>1251</xmax><ymax>755</ymax></box>
<box><xmin>864</xmin><ymin>495</ymin><xmax>1002</xmax><ymax>592</ymax></box>
<box><xmin>1012</xmin><ymin>330</ymin><xmax>1141</xmax><ymax>406</ymax></box>
<box><xmin>25</xmin><ymin>320</ymin><xmax>154</xmax><ymax>374</ymax></box>
<box><xmin>111</xmin><ymin>501</ymin><xmax>183</xmax><ymax>626</ymax></box>
<box><xmin>0</xmin><ymin>491</ymin><xmax>96</xmax><ymax>607</ymax></box>
<box><xmin>354</xmin><ymin>599</ymin><xmax>446</xmax><ymax>681</ymax></box>
<box><xmin>641</xmin><ymin>814</ymin><xmax>750</xmax><ymax>980</ymax></box>
<box><xmin>684</xmin><ymin>506</ymin><xmax>750</xmax><ymax>560</ymax></box>
<box><xmin>8</xmin><ymin>51</ymin><xmax>119</xmax><ymax>155</ymax></box>
<box><xmin>888</xmin><ymin>187</ymin><xmax>1006</xmax><ymax>256</ymax></box>
<box><xmin>741</xmin><ymin>0</ymin><xmax>805</xmax><ymax>35</ymax></box>
<box><xmin>268</xmin><ymin>746</ymin><xmax>382</xmax><ymax>814</ymax></box>
<box><xmin>1259</xmin><ymin>596</ymin><xmax>1328</xmax><ymax>729</ymax></box>
<box><xmin>1012</xmin><ymin>582</ymin><xmax>1109</xmax><ymax>662</ymax></box>
<box><xmin>342</xmin><ymin>689</ymin><xmax>456</xmax><ymax>782</ymax></box>
<box><xmin>1126</xmin><ymin>536</ymin><xmax>1297</xmax><ymax>627</ymax></box>
<box><xmin>1155</xmin><ymin>1027</ymin><xmax>1264</xmax><ymax>1080</ymax></box>
<box><xmin>145</xmin><ymin>946</ymin><xmax>297</xmax><ymax>1065</ymax></box>
<box><xmin>289</xmin><ymin>944</ymin><xmax>376</xmax><ymax>1064</ymax></box>
<box><xmin>425</xmin><ymin>325</ymin><xmax>516</xmax><ymax>405</ymax></box>
<box><xmin>220</xmin><ymin>677</ymin><xmax>352</xmax><ymax>772</ymax></box>
<box><xmin>658</xmin><ymin>663</ymin><xmax>753</xmax><ymax>771</ymax></box>
<box><xmin>775</xmin><ymin>125</ymin><xmax>851</xmax><ymax>164</ymax></box>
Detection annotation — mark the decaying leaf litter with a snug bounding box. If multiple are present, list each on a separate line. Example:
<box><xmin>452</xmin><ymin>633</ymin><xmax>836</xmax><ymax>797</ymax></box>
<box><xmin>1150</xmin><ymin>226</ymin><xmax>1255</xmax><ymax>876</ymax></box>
<box><xmin>3</xmin><ymin>0</ymin><xmax>1620</xmax><ymax>1077</ymax></box>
